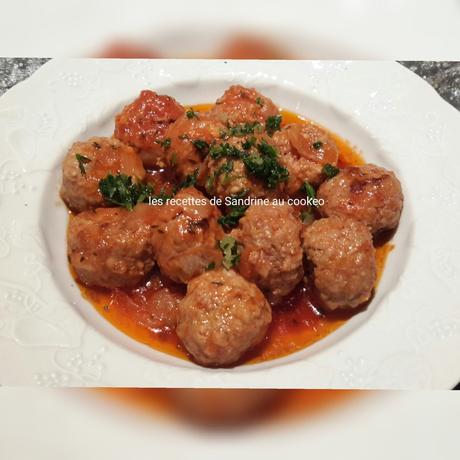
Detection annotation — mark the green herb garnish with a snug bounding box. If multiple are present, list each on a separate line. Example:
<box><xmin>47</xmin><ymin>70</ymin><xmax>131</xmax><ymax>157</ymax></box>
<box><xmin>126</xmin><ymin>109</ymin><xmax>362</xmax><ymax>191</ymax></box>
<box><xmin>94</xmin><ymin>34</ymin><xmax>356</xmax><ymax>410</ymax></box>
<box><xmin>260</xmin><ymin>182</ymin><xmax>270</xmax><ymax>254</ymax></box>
<box><xmin>255</xmin><ymin>96</ymin><xmax>264</xmax><ymax>107</ymax></box>
<box><xmin>75</xmin><ymin>153</ymin><xmax>91</xmax><ymax>176</ymax></box>
<box><xmin>170</xmin><ymin>152</ymin><xmax>178</xmax><ymax>167</ymax></box>
<box><xmin>176</xmin><ymin>169</ymin><xmax>199</xmax><ymax>191</ymax></box>
<box><xmin>192</xmin><ymin>139</ymin><xmax>209</xmax><ymax>155</ymax></box>
<box><xmin>157</xmin><ymin>138</ymin><xmax>171</xmax><ymax>150</ymax></box>
<box><xmin>209</xmin><ymin>143</ymin><xmax>244</xmax><ymax>160</ymax></box>
<box><xmin>243</xmin><ymin>140</ymin><xmax>289</xmax><ymax>189</ymax></box>
<box><xmin>303</xmin><ymin>181</ymin><xmax>316</xmax><ymax>201</ymax></box>
<box><xmin>205</xmin><ymin>174</ymin><xmax>216</xmax><ymax>193</ymax></box>
<box><xmin>312</xmin><ymin>141</ymin><xmax>323</xmax><ymax>150</ymax></box>
<box><xmin>322</xmin><ymin>163</ymin><xmax>340</xmax><ymax>179</ymax></box>
<box><xmin>206</xmin><ymin>262</ymin><xmax>216</xmax><ymax>271</ymax></box>
<box><xmin>99</xmin><ymin>174</ymin><xmax>152</xmax><ymax>211</ymax></box>
<box><xmin>218</xmin><ymin>204</ymin><xmax>248</xmax><ymax>229</ymax></box>
<box><xmin>265</xmin><ymin>115</ymin><xmax>282</xmax><ymax>135</ymax></box>
<box><xmin>186</xmin><ymin>109</ymin><xmax>198</xmax><ymax>119</ymax></box>
<box><xmin>242</xmin><ymin>136</ymin><xmax>256</xmax><ymax>150</ymax></box>
<box><xmin>219</xmin><ymin>236</ymin><xmax>241</xmax><ymax>269</ymax></box>
<box><xmin>228</xmin><ymin>122</ymin><xmax>261</xmax><ymax>137</ymax></box>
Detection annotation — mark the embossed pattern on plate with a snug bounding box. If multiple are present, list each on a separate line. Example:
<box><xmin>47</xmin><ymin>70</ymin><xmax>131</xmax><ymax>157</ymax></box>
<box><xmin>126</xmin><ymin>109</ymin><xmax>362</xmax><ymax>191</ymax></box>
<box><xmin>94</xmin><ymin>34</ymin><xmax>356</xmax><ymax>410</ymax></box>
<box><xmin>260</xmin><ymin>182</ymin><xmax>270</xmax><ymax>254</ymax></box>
<box><xmin>0</xmin><ymin>59</ymin><xmax>459</xmax><ymax>388</ymax></box>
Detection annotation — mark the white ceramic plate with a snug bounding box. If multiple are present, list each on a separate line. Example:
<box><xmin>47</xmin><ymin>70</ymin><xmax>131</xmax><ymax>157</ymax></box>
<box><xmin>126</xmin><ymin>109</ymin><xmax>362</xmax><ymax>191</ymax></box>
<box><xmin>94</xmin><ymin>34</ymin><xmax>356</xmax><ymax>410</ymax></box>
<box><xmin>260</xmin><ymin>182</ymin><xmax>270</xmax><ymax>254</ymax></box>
<box><xmin>1</xmin><ymin>389</ymin><xmax>459</xmax><ymax>460</ymax></box>
<box><xmin>0</xmin><ymin>59</ymin><xmax>459</xmax><ymax>388</ymax></box>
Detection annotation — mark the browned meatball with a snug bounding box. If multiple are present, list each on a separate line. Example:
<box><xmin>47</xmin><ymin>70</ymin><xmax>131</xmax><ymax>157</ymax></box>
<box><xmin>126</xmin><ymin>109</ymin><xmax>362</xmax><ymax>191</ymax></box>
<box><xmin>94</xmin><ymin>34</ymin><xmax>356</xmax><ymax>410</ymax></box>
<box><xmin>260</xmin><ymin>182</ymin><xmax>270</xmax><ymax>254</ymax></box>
<box><xmin>232</xmin><ymin>203</ymin><xmax>303</xmax><ymax>304</ymax></box>
<box><xmin>114</xmin><ymin>90</ymin><xmax>184</xmax><ymax>168</ymax></box>
<box><xmin>302</xmin><ymin>217</ymin><xmax>377</xmax><ymax>310</ymax></box>
<box><xmin>203</xmin><ymin>135</ymin><xmax>275</xmax><ymax>199</ymax></box>
<box><xmin>317</xmin><ymin>164</ymin><xmax>403</xmax><ymax>234</ymax></box>
<box><xmin>60</xmin><ymin>136</ymin><xmax>145</xmax><ymax>212</ymax></box>
<box><xmin>165</xmin><ymin>111</ymin><xmax>225</xmax><ymax>180</ymax></box>
<box><xmin>210</xmin><ymin>85</ymin><xmax>279</xmax><ymax>125</ymax></box>
<box><xmin>67</xmin><ymin>205</ymin><xmax>156</xmax><ymax>288</ymax></box>
<box><xmin>176</xmin><ymin>269</ymin><xmax>272</xmax><ymax>366</ymax></box>
<box><xmin>272</xmin><ymin>122</ymin><xmax>339</xmax><ymax>194</ymax></box>
<box><xmin>151</xmin><ymin>188</ymin><xmax>224</xmax><ymax>284</ymax></box>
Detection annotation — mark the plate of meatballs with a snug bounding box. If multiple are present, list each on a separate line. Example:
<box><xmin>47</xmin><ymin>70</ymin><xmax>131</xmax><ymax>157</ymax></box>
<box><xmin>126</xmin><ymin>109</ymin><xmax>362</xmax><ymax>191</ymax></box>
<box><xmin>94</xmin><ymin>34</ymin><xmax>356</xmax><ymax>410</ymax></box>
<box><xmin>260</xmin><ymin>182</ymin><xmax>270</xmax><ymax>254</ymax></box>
<box><xmin>2</xmin><ymin>59</ymin><xmax>460</xmax><ymax>387</ymax></box>
<box><xmin>61</xmin><ymin>81</ymin><xmax>403</xmax><ymax>369</ymax></box>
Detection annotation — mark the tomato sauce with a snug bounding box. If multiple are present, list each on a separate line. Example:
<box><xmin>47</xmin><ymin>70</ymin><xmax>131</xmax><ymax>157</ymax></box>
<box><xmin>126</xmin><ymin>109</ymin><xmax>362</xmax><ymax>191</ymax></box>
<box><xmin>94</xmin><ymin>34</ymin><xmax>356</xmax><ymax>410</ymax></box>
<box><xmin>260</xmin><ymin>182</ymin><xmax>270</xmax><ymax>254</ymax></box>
<box><xmin>77</xmin><ymin>106</ymin><xmax>393</xmax><ymax>366</ymax></box>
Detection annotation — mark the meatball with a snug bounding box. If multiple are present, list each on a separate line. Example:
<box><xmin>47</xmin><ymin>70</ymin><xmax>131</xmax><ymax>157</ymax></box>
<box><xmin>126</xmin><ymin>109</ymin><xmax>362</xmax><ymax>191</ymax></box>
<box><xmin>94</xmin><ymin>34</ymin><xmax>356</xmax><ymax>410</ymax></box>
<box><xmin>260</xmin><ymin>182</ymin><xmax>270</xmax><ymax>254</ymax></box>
<box><xmin>302</xmin><ymin>217</ymin><xmax>377</xmax><ymax>310</ymax></box>
<box><xmin>203</xmin><ymin>136</ymin><xmax>274</xmax><ymax>199</ymax></box>
<box><xmin>232</xmin><ymin>203</ymin><xmax>304</xmax><ymax>304</ymax></box>
<box><xmin>176</xmin><ymin>269</ymin><xmax>272</xmax><ymax>366</ymax></box>
<box><xmin>272</xmin><ymin>122</ymin><xmax>339</xmax><ymax>194</ymax></box>
<box><xmin>165</xmin><ymin>111</ymin><xmax>225</xmax><ymax>180</ymax></box>
<box><xmin>60</xmin><ymin>136</ymin><xmax>145</xmax><ymax>213</ymax></box>
<box><xmin>114</xmin><ymin>90</ymin><xmax>184</xmax><ymax>168</ymax></box>
<box><xmin>211</xmin><ymin>85</ymin><xmax>279</xmax><ymax>126</ymax></box>
<box><xmin>317</xmin><ymin>164</ymin><xmax>403</xmax><ymax>234</ymax></box>
<box><xmin>67</xmin><ymin>206</ymin><xmax>156</xmax><ymax>288</ymax></box>
<box><xmin>151</xmin><ymin>187</ymin><xmax>224</xmax><ymax>284</ymax></box>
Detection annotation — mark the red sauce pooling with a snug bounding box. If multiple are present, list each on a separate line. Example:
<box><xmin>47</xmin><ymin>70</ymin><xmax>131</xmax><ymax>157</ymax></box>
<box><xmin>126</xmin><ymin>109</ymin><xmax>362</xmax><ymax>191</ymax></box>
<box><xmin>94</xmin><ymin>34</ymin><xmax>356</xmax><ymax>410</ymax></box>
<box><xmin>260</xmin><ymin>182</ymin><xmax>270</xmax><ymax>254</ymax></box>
<box><xmin>77</xmin><ymin>106</ymin><xmax>393</xmax><ymax>365</ymax></box>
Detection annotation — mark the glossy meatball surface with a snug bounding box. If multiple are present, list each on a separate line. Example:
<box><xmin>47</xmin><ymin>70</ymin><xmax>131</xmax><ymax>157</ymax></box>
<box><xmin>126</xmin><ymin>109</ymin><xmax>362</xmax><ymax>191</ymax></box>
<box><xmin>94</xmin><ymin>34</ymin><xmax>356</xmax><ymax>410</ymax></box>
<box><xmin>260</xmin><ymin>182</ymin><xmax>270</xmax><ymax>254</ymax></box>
<box><xmin>151</xmin><ymin>187</ymin><xmax>224</xmax><ymax>284</ymax></box>
<box><xmin>273</xmin><ymin>122</ymin><xmax>339</xmax><ymax>194</ymax></box>
<box><xmin>67</xmin><ymin>206</ymin><xmax>156</xmax><ymax>289</ymax></box>
<box><xmin>317</xmin><ymin>164</ymin><xmax>403</xmax><ymax>234</ymax></box>
<box><xmin>60</xmin><ymin>136</ymin><xmax>145</xmax><ymax>213</ymax></box>
<box><xmin>232</xmin><ymin>203</ymin><xmax>303</xmax><ymax>304</ymax></box>
<box><xmin>211</xmin><ymin>85</ymin><xmax>279</xmax><ymax>125</ymax></box>
<box><xmin>302</xmin><ymin>217</ymin><xmax>377</xmax><ymax>310</ymax></box>
<box><xmin>165</xmin><ymin>111</ymin><xmax>226</xmax><ymax>180</ymax></box>
<box><xmin>114</xmin><ymin>90</ymin><xmax>184</xmax><ymax>168</ymax></box>
<box><xmin>176</xmin><ymin>269</ymin><xmax>272</xmax><ymax>366</ymax></box>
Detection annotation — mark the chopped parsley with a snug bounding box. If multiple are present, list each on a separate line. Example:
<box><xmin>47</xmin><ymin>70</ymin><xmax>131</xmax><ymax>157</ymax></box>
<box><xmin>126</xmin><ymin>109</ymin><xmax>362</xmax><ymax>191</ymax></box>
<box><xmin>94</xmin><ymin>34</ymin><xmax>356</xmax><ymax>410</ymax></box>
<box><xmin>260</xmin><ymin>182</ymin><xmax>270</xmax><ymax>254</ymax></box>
<box><xmin>186</xmin><ymin>109</ymin><xmax>198</xmax><ymax>119</ymax></box>
<box><xmin>242</xmin><ymin>136</ymin><xmax>256</xmax><ymax>150</ymax></box>
<box><xmin>219</xmin><ymin>236</ymin><xmax>241</xmax><ymax>270</ymax></box>
<box><xmin>218</xmin><ymin>159</ymin><xmax>234</xmax><ymax>178</ymax></box>
<box><xmin>243</xmin><ymin>140</ymin><xmax>289</xmax><ymax>189</ymax></box>
<box><xmin>156</xmin><ymin>138</ymin><xmax>171</xmax><ymax>150</ymax></box>
<box><xmin>265</xmin><ymin>115</ymin><xmax>282</xmax><ymax>135</ymax></box>
<box><xmin>206</xmin><ymin>160</ymin><xmax>234</xmax><ymax>192</ymax></box>
<box><xmin>206</xmin><ymin>261</ymin><xmax>216</xmax><ymax>271</ymax></box>
<box><xmin>176</xmin><ymin>169</ymin><xmax>199</xmax><ymax>191</ymax></box>
<box><xmin>169</xmin><ymin>152</ymin><xmax>178</xmax><ymax>167</ymax></box>
<box><xmin>218</xmin><ymin>204</ymin><xmax>248</xmax><ymax>229</ymax></box>
<box><xmin>205</xmin><ymin>174</ymin><xmax>215</xmax><ymax>193</ymax></box>
<box><xmin>75</xmin><ymin>153</ymin><xmax>91</xmax><ymax>176</ymax></box>
<box><xmin>192</xmin><ymin>139</ymin><xmax>209</xmax><ymax>155</ymax></box>
<box><xmin>312</xmin><ymin>141</ymin><xmax>323</xmax><ymax>150</ymax></box>
<box><xmin>209</xmin><ymin>143</ymin><xmax>244</xmax><ymax>160</ymax></box>
<box><xmin>228</xmin><ymin>122</ymin><xmax>262</xmax><ymax>137</ymax></box>
<box><xmin>322</xmin><ymin>163</ymin><xmax>340</xmax><ymax>179</ymax></box>
<box><xmin>255</xmin><ymin>96</ymin><xmax>264</xmax><ymax>106</ymax></box>
<box><xmin>99</xmin><ymin>174</ymin><xmax>153</xmax><ymax>211</ymax></box>
<box><xmin>303</xmin><ymin>181</ymin><xmax>316</xmax><ymax>201</ymax></box>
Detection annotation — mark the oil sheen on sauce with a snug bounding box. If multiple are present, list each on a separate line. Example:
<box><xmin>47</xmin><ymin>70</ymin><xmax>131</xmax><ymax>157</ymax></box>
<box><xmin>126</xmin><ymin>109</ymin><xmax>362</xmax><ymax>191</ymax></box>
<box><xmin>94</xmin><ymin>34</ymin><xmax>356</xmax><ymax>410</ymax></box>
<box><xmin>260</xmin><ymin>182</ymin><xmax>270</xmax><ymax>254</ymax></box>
<box><xmin>77</xmin><ymin>106</ymin><xmax>394</xmax><ymax>365</ymax></box>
